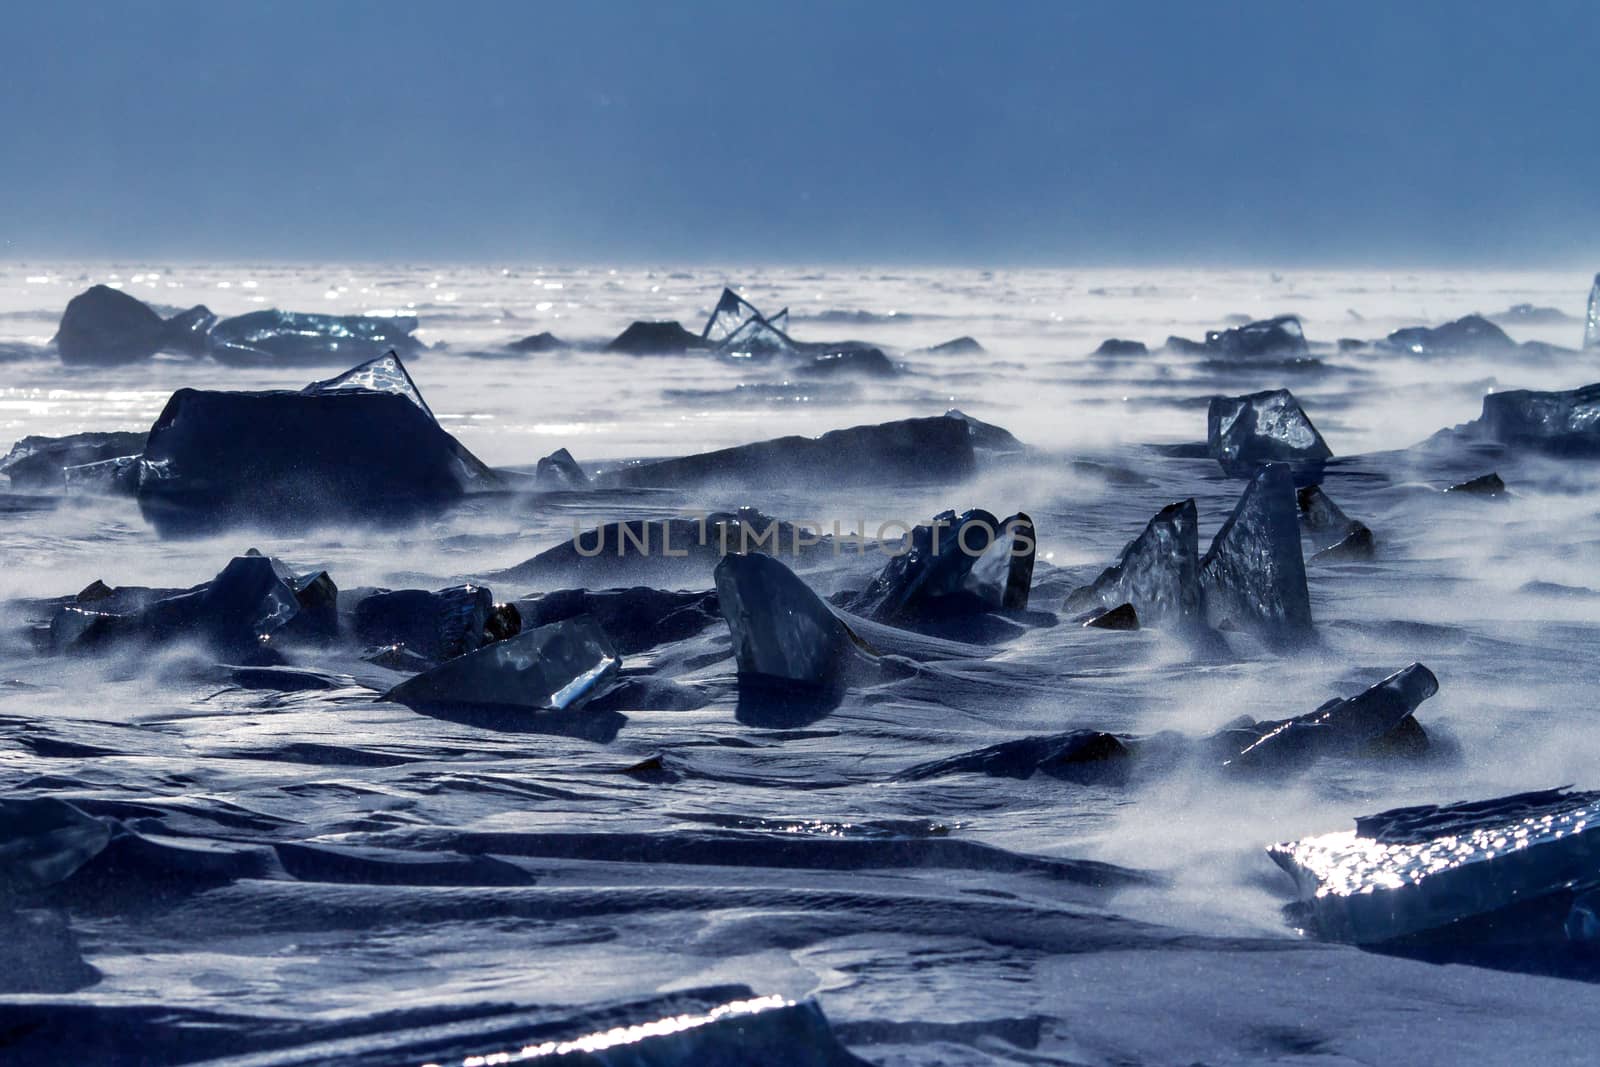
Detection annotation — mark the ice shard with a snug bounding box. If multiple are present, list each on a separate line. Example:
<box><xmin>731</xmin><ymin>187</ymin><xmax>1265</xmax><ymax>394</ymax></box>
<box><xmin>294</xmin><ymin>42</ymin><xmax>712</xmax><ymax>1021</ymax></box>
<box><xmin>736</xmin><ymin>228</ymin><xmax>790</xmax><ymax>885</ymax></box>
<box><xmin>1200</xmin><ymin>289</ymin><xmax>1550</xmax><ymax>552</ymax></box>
<box><xmin>302</xmin><ymin>351</ymin><xmax>434</xmax><ymax>419</ymax></box>
<box><xmin>1</xmin><ymin>431</ymin><xmax>146</xmax><ymax>489</ymax></box>
<box><xmin>1586</xmin><ymin>274</ymin><xmax>1600</xmax><ymax>350</ymax></box>
<box><xmin>1204</xmin><ymin>315</ymin><xmax>1308</xmax><ymax>358</ymax></box>
<box><xmin>847</xmin><ymin>509</ymin><xmax>1034</xmax><ymax>623</ymax></box>
<box><xmin>353</xmin><ymin>585</ymin><xmax>497</xmax><ymax>665</ymax></box>
<box><xmin>702</xmin><ymin>287</ymin><xmax>765</xmax><ymax>343</ymax></box>
<box><xmin>1207</xmin><ymin>388</ymin><xmax>1332</xmax><ymax>481</ymax></box>
<box><xmin>135</xmin><ymin>356</ymin><xmax>493</xmax><ymax>533</ymax></box>
<box><xmin>715</xmin><ymin>552</ymin><xmax>859</xmax><ymax>691</ymax></box>
<box><xmin>208</xmin><ymin>309</ymin><xmax>423</xmax><ymax>366</ymax></box>
<box><xmin>386</xmin><ymin>616</ymin><xmax>620</xmax><ymax>713</ymax></box>
<box><xmin>1064</xmin><ymin>500</ymin><xmax>1203</xmax><ymax>631</ymax></box>
<box><xmin>1269</xmin><ymin>787</ymin><xmax>1600</xmax><ymax>944</ymax></box>
<box><xmin>1473</xmin><ymin>383</ymin><xmax>1600</xmax><ymax>454</ymax></box>
<box><xmin>1222</xmin><ymin>663</ymin><xmax>1437</xmax><ymax>771</ymax></box>
<box><xmin>1297</xmin><ymin>485</ymin><xmax>1374</xmax><ymax>560</ymax></box>
<box><xmin>535</xmin><ymin>447</ymin><xmax>590</xmax><ymax>488</ymax></box>
<box><xmin>1200</xmin><ymin>463</ymin><xmax>1314</xmax><ymax>647</ymax></box>
<box><xmin>898</xmin><ymin>730</ymin><xmax>1130</xmax><ymax>783</ymax></box>
<box><xmin>714</xmin><ymin>314</ymin><xmax>795</xmax><ymax>359</ymax></box>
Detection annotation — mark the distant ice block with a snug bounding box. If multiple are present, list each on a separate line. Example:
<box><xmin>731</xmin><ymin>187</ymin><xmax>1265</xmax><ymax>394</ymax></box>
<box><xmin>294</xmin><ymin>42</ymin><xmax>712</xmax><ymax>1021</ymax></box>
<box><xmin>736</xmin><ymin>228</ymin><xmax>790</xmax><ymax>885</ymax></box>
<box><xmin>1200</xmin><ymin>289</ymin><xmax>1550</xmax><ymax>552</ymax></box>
<box><xmin>715</xmin><ymin>552</ymin><xmax>858</xmax><ymax>691</ymax></box>
<box><xmin>1200</xmin><ymin>463</ymin><xmax>1314</xmax><ymax>647</ymax></box>
<box><xmin>136</xmin><ymin>355</ymin><xmax>493</xmax><ymax>533</ymax></box>
<box><xmin>507</xmin><ymin>330</ymin><xmax>565</xmax><ymax>353</ymax></box>
<box><xmin>1064</xmin><ymin>499</ymin><xmax>1203</xmax><ymax>631</ymax></box>
<box><xmin>1094</xmin><ymin>338</ymin><xmax>1148</xmax><ymax>357</ymax></box>
<box><xmin>0</xmin><ymin>798</ymin><xmax>110</xmax><ymax>893</ymax></box>
<box><xmin>53</xmin><ymin>285</ymin><xmax>169</xmax><ymax>365</ymax></box>
<box><xmin>1269</xmin><ymin>787</ymin><xmax>1600</xmax><ymax>944</ymax></box>
<box><xmin>208</xmin><ymin>309</ymin><xmax>422</xmax><ymax>366</ymax></box>
<box><xmin>1223</xmin><ymin>663</ymin><xmax>1437</xmax><ymax>771</ymax></box>
<box><xmin>601</xmin><ymin>414</ymin><xmax>983</xmax><ymax>490</ymax></box>
<box><xmin>848</xmin><ymin>508</ymin><xmax>1034</xmax><ymax>622</ymax></box>
<box><xmin>604</xmin><ymin>320</ymin><xmax>707</xmax><ymax>354</ymax></box>
<box><xmin>1381</xmin><ymin>314</ymin><xmax>1514</xmax><ymax>356</ymax></box>
<box><xmin>1586</xmin><ymin>274</ymin><xmax>1600</xmax><ymax>350</ymax></box>
<box><xmin>798</xmin><ymin>347</ymin><xmax>898</xmax><ymax>377</ymax></box>
<box><xmin>353</xmin><ymin>585</ymin><xmax>497</xmax><ymax>665</ymax></box>
<box><xmin>1474</xmin><ymin>383</ymin><xmax>1600</xmax><ymax>454</ymax></box>
<box><xmin>387</xmin><ymin>616</ymin><xmax>620</xmax><ymax>713</ymax></box>
<box><xmin>1204</xmin><ymin>315</ymin><xmax>1308</xmax><ymax>358</ymax></box>
<box><xmin>161</xmin><ymin>304</ymin><xmax>218</xmax><ymax>357</ymax></box>
<box><xmin>918</xmin><ymin>335</ymin><xmax>986</xmax><ymax>355</ymax></box>
<box><xmin>1297</xmin><ymin>485</ymin><xmax>1374</xmax><ymax>561</ymax></box>
<box><xmin>1207</xmin><ymin>388</ymin><xmax>1332</xmax><ymax>481</ymax></box>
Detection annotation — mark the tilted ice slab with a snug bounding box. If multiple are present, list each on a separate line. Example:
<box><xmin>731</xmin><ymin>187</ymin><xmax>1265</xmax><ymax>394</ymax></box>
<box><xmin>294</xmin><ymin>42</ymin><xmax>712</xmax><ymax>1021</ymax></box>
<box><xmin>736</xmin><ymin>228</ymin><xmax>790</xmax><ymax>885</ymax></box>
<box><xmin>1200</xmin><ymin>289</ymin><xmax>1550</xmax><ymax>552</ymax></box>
<box><xmin>1064</xmin><ymin>499</ymin><xmax>1203</xmax><ymax>631</ymax></box>
<box><xmin>1270</xmin><ymin>787</ymin><xmax>1600</xmax><ymax>944</ymax></box>
<box><xmin>1200</xmin><ymin>463</ymin><xmax>1314</xmax><ymax>647</ymax></box>
<box><xmin>1207</xmin><ymin>388</ymin><xmax>1332</xmax><ymax>481</ymax></box>
<box><xmin>387</xmin><ymin>616</ymin><xmax>620</xmax><ymax>713</ymax></box>
<box><xmin>1297</xmin><ymin>484</ymin><xmax>1374</xmax><ymax>561</ymax></box>
<box><xmin>1224</xmin><ymin>663</ymin><xmax>1436</xmax><ymax>771</ymax></box>
<box><xmin>715</xmin><ymin>551</ymin><xmax>861</xmax><ymax>691</ymax></box>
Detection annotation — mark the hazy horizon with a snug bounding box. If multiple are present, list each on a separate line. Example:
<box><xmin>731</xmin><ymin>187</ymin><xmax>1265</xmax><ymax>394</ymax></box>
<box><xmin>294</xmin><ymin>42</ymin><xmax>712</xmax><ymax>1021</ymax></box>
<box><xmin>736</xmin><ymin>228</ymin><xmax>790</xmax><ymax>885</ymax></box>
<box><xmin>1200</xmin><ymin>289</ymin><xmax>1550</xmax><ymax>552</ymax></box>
<box><xmin>5</xmin><ymin>1</ymin><xmax>1597</xmax><ymax>267</ymax></box>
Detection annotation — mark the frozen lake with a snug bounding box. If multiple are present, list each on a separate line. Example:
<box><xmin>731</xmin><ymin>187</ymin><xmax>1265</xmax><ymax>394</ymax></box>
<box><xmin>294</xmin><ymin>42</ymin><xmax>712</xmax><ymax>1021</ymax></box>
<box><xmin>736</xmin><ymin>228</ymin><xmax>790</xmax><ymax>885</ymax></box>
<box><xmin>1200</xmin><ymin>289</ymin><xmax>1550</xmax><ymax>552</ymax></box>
<box><xmin>3</xmin><ymin>263</ymin><xmax>1600</xmax><ymax>1064</ymax></box>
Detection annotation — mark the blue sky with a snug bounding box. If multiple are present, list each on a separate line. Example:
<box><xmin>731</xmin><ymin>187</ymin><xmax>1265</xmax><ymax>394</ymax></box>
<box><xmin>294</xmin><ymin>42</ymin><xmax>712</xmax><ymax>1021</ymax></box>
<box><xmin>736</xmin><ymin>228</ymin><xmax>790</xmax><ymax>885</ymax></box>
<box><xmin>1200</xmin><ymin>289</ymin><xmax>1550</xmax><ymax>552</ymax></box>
<box><xmin>3</xmin><ymin>1</ymin><xmax>1595</xmax><ymax>265</ymax></box>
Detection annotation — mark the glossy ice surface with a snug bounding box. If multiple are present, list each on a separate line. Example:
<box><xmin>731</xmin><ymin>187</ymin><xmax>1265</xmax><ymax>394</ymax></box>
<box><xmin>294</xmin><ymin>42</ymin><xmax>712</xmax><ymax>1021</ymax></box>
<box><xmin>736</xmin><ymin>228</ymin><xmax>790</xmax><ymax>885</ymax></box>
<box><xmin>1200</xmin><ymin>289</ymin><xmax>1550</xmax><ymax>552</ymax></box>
<box><xmin>1270</xmin><ymin>789</ymin><xmax>1600</xmax><ymax>944</ymax></box>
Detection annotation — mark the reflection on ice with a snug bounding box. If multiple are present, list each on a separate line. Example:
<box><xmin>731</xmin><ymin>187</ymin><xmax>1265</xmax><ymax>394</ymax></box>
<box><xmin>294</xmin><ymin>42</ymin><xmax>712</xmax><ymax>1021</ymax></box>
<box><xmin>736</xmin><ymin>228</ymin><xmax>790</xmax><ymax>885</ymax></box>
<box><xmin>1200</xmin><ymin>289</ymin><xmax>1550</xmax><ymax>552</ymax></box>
<box><xmin>1270</xmin><ymin>787</ymin><xmax>1600</xmax><ymax>945</ymax></box>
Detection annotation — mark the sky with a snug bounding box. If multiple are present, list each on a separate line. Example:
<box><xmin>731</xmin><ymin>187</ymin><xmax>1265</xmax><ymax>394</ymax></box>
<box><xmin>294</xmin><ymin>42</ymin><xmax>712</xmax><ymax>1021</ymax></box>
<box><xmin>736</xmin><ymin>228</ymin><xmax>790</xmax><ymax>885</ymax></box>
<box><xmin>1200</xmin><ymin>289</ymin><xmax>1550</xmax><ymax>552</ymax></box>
<box><xmin>2</xmin><ymin>1</ymin><xmax>1596</xmax><ymax>266</ymax></box>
